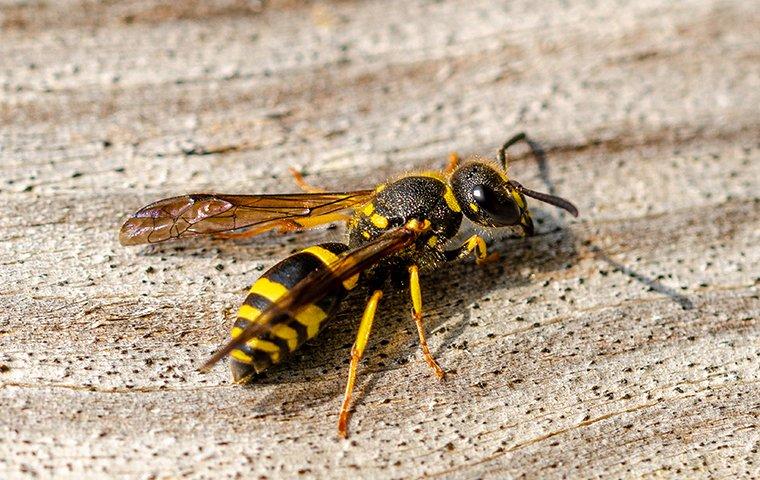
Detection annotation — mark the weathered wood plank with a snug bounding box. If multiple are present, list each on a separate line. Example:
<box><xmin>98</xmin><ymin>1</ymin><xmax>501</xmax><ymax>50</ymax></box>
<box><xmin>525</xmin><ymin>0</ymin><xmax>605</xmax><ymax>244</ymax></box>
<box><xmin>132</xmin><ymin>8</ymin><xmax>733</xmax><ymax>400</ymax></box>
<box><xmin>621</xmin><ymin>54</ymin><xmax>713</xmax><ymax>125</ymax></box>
<box><xmin>1</xmin><ymin>0</ymin><xmax>758</xmax><ymax>478</ymax></box>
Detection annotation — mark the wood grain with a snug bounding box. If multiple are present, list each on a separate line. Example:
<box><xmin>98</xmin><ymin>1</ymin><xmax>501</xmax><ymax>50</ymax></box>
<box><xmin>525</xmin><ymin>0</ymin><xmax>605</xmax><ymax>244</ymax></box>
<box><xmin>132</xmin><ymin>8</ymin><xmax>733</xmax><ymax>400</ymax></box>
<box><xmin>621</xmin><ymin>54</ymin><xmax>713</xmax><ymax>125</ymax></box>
<box><xmin>1</xmin><ymin>0</ymin><xmax>758</xmax><ymax>478</ymax></box>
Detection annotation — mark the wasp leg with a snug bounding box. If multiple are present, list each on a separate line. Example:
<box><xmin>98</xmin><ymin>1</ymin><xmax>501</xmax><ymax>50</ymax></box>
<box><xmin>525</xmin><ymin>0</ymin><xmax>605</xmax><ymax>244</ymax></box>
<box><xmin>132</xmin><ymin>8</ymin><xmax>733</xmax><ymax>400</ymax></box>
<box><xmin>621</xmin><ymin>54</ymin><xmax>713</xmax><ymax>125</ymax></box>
<box><xmin>288</xmin><ymin>167</ymin><xmax>326</xmax><ymax>193</ymax></box>
<box><xmin>444</xmin><ymin>152</ymin><xmax>460</xmax><ymax>175</ymax></box>
<box><xmin>338</xmin><ymin>289</ymin><xmax>383</xmax><ymax>439</ymax></box>
<box><xmin>409</xmin><ymin>265</ymin><xmax>445</xmax><ymax>380</ymax></box>
<box><xmin>444</xmin><ymin>235</ymin><xmax>500</xmax><ymax>265</ymax></box>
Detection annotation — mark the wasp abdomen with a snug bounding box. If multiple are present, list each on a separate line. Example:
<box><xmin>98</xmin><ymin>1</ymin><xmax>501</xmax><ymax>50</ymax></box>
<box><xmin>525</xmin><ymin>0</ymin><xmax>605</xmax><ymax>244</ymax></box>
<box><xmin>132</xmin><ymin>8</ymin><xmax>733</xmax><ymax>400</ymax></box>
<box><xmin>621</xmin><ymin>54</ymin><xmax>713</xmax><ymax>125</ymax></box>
<box><xmin>230</xmin><ymin>242</ymin><xmax>356</xmax><ymax>382</ymax></box>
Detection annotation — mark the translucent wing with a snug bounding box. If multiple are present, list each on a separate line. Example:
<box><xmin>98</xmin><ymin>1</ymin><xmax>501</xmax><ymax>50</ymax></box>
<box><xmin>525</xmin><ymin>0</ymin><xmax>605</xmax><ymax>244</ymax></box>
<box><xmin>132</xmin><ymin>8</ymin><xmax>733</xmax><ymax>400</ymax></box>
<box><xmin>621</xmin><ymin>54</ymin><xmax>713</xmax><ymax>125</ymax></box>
<box><xmin>119</xmin><ymin>191</ymin><xmax>374</xmax><ymax>246</ymax></box>
<box><xmin>199</xmin><ymin>224</ymin><xmax>426</xmax><ymax>372</ymax></box>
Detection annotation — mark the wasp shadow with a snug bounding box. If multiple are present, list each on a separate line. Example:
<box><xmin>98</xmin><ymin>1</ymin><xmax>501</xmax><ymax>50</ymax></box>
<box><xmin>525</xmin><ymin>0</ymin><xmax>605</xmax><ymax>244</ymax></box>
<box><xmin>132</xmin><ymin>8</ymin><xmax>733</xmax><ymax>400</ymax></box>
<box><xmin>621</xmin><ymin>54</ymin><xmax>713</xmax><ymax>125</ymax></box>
<box><xmin>521</xmin><ymin>135</ymin><xmax>693</xmax><ymax>310</ymax></box>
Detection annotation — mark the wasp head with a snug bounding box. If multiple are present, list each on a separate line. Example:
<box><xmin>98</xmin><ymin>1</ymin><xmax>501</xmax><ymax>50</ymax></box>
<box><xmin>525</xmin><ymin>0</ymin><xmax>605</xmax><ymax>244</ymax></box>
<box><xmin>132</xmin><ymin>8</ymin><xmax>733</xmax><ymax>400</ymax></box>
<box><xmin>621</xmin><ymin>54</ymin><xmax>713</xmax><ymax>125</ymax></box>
<box><xmin>450</xmin><ymin>161</ymin><xmax>578</xmax><ymax>236</ymax></box>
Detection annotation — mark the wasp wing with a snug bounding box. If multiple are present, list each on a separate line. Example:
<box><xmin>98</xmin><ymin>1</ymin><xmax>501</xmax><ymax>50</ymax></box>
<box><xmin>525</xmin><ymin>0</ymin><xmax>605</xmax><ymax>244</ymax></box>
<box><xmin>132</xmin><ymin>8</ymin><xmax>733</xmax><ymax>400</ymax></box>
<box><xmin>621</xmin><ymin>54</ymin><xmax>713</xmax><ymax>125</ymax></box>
<box><xmin>199</xmin><ymin>225</ymin><xmax>423</xmax><ymax>372</ymax></box>
<box><xmin>119</xmin><ymin>191</ymin><xmax>374</xmax><ymax>246</ymax></box>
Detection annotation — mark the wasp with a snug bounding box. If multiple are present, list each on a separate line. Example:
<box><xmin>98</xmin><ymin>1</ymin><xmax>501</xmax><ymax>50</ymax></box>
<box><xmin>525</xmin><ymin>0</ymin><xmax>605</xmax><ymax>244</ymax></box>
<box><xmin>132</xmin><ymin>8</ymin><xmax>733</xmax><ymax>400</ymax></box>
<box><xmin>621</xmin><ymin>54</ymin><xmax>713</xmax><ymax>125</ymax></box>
<box><xmin>119</xmin><ymin>133</ymin><xmax>578</xmax><ymax>438</ymax></box>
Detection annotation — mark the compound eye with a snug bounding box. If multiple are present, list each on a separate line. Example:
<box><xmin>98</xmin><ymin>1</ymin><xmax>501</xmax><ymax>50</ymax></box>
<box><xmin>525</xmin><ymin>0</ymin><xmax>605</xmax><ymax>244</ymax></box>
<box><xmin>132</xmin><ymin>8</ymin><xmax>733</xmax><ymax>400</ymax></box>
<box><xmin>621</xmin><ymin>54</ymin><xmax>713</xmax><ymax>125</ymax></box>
<box><xmin>471</xmin><ymin>185</ymin><xmax>489</xmax><ymax>206</ymax></box>
<box><xmin>471</xmin><ymin>184</ymin><xmax>520</xmax><ymax>226</ymax></box>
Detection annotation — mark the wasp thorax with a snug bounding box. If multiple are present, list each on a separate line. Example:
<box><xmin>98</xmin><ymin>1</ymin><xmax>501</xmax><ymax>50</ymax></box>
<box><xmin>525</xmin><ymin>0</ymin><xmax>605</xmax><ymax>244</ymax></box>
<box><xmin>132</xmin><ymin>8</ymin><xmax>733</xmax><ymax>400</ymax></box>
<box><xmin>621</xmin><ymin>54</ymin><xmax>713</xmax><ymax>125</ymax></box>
<box><xmin>451</xmin><ymin>161</ymin><xmax>524</xmax><ymax>228</ymax></box>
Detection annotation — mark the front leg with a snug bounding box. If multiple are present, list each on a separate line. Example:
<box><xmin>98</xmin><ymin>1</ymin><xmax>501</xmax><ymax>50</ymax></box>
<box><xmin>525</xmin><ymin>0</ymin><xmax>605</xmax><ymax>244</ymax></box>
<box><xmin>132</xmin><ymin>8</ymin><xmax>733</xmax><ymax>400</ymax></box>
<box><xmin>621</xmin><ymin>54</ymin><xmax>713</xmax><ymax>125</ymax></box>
<box><xmin>444</xmin><ymin>234</ymin><xmax>500</xmax><ymax>265</ymax></box>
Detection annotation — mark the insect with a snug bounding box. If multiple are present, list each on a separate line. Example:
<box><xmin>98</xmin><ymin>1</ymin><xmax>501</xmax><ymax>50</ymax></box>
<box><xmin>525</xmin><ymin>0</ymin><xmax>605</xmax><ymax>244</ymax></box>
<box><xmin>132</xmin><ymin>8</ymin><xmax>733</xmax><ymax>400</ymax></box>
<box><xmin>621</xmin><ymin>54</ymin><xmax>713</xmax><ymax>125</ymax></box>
<box><xmin>120</xmin><ymin>132</ymin><xmax>578</xmax><ymax>438</ymax></box>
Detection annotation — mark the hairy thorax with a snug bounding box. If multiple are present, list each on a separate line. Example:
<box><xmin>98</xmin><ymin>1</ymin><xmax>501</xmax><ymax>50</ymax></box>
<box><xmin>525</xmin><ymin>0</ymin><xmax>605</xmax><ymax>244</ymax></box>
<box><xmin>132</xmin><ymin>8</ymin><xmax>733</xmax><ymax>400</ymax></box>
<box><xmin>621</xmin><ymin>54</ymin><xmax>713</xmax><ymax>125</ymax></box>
<box><xmin>348</xmin><ymin>175</ymin><xmax>463</xmax><ymax>270</ymax></box>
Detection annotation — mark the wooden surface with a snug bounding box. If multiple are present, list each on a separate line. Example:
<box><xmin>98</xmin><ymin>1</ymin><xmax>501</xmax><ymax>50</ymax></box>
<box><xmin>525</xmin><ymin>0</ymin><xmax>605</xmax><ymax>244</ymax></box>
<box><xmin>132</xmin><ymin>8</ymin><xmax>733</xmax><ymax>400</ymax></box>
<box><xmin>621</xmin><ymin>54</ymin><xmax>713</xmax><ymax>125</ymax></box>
<box><xmin>1</xmin><ymin>0</ymin><xmax>758</xmax><ymax>478</ymax></box>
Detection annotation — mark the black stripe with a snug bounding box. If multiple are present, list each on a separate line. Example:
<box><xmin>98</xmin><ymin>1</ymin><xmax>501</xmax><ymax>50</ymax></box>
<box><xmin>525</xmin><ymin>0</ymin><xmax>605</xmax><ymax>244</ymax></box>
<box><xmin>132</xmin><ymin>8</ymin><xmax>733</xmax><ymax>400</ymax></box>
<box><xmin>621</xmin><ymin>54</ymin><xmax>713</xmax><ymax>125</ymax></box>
<box><xmin>264</xmin><ymin>252</ymin><xmax>326</xmax><ymax>290</ymax></box>
<box><xmin>262</xmin><ymin>332</ymin><xmax>292</xmax><ymax>353</ymax></box>
<box><xmin>288</xmin><ymin>318</ymin><xmax>308</xmax><ymax>344</ymax></box>
<box><xmin>316</xmin><ymin>242</ymin><xmax>351</xmax><ymax>256</ymax></box>
<box><xmin>253</xmin><ymin>351</ymin><xmax>273</xmax><ymax>372</ymax></box>
<box><xmin>244</xmin><ymin>293</ymin><xmax>273</xmax><ymax>311</ymax></box>
<box><xmin>233</xmin><ymin>317</ymin><xmax>251</xmax><ymax>330</ymax></box>
<box><xmin>315</xmin><ymin>295</ymin><xmax>344</xmax><ymax>319</ymax></box>
<box><xmin>238</xmin><ymin>338</ymin><xmax>280</xmax><ymax>372</ymax></box>
<box><xmin>230</xmin><ymin>359</ymin><xmax>257</xmax><ymax>382</ymax></box>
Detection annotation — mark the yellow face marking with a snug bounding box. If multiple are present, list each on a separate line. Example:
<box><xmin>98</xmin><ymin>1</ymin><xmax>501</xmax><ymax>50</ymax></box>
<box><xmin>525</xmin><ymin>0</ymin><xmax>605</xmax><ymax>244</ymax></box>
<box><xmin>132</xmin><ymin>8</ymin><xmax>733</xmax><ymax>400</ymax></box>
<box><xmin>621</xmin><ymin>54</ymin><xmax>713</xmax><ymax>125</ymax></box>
<box><xmin>469</xmin><ymin>202</ymin><xmax>479</xmax><ymax>213</ymax></box>
<box><xmin>361</xmin><ymin>230</ymin><xmax>371</xmax><ymax>239</ymax></box>
<box><xmin>443</xmin><ymin>185</ymin><xmax>461</xmax><ymax>212</ymax></box>
<box><xmin>427</xmin><ymin>235</ymin><xmax>438</xmax><ymax>247</ymax></box>
<box><xmin>302</xmin><ymin>245</ymin><xmax>359</xmax><ymax>290</ymax></box>
<box><xmin>271</xmin><ymin>324</ymin><xmax>298</xmax><ymax>351</ymax></box>
<box><xmin>236</xmin><ymin>304</ymin><xmax>263</xmax><ymax>322</ymax></box>
<box><xmin>231</xmin><ymin>349</ymin><xmax>253</xmax><ymax>363</ymax></box>
<box><xmin>361</xmin><ymin>202</ymin><xmax>375</xmax><ymax>216</ymax></box>
<box><xmin>511</xmin><ymin>190</ymin><xmax>525</xmax><ymax>209</ymax></box>
<box><xmin>370</xmin><ymin>213</ymin><xmax>389</xmax><ymax>229</ymax></box>
<box><xmin>250</xmin><ymin>278</ymin><xmax>288</xmax><ymax>303</ymax></box>
<box><xmin>295</xmin><ymin>304</ymin><xmax>329</xmax><ymax>338</ymax></box>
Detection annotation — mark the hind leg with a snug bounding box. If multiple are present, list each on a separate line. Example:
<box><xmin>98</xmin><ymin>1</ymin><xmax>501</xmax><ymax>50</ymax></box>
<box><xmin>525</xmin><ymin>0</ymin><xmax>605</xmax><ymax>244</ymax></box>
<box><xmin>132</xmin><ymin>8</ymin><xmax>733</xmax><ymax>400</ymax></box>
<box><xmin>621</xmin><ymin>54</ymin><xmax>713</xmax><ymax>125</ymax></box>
<box><xmin>338</xmin><ymin>289</ymin><xmax>383</xmax><ymax>438</ymax></box>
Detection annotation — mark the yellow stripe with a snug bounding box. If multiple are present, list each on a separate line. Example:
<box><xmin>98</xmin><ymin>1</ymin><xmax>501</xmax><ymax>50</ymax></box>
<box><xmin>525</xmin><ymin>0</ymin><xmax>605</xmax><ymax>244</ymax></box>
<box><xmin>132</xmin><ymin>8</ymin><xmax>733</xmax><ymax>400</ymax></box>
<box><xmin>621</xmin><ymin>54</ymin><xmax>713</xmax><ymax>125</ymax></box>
<box><xmin>370</xmin><ymin>213</ymin><xmax>389</xmax><ymax>229</ymax></box>
<box><xmin>418</xmin><ymin>171</ymin><xmax>446</xmax><ymax>181</ymax></box>
<box><xmin>237</xmin><ymin>304</ymin><xmax>262</xmax><ymax>321</ymax></box>
<box><xmin>247</xmin><ymin>338</ymin><xmax>279</xmax><ymax>353</ymax></box>
<box><xmin>469</xmin><ymin>202</ymin><xmax>479</xmax><ymax>213</ymax></box>
<box><xmin>361</xmin><ymin>202</ymin><xmax>375</xmax><ymax>216</ymax></box>
<box><xmin>443</xmin><ymin>185</ymin><xmax>461</xmax><ymax>212</ymax></box>
<box><xmin>302</xmin><ymin>245</ymin><xmax>359</xmax><ymax>290</ymax></box>
<box><xmin>427</xmin><ymin>235</ymin><xmax>438</xmax><ymax>247</ymax></box>
<box><xmin>231</xmin><ymin>326</ymin><xmax>244</xmax><ymax>338</ymax></box>
<box><xmin>231</xmin><ymin>349</ymin><xmax>253</xmax><ymax>363</ymax></box>
<box><xmin>271</xmin><ymin>324</ymin><xmax>298</xmax><ymax>351</ymax></box>
<box><xmin>302</xmin><ymin>245</ymin><xmax>340</xmax><ymax>265</ymax></box>
<box><xmin>250</xmin><ymin>278</ymin><xmax>288</xmax><ymax>302</ymax></box>
<box><xmin>295</xmin><ymin>304</ymin><xmax>329</xmax><ymax>338</ymax></box>
<box><xmin>247</xmin><ymin>338</ymin><xmax>281</xmax><ymax>362</ymax></box>
<box><xmin>375</xmin><ymin>183</ymin><xmax>386</xmax><ymax>193</ymax></box>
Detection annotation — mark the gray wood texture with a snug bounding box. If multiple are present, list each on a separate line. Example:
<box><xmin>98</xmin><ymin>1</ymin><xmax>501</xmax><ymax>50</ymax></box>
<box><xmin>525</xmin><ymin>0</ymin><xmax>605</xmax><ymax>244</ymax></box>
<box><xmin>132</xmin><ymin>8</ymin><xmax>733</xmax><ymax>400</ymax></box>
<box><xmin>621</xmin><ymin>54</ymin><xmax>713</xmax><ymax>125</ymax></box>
<box><xmin>1</xmin><ymin>0</ymin><xmax>758</xmax><ymax>478</ymax></box>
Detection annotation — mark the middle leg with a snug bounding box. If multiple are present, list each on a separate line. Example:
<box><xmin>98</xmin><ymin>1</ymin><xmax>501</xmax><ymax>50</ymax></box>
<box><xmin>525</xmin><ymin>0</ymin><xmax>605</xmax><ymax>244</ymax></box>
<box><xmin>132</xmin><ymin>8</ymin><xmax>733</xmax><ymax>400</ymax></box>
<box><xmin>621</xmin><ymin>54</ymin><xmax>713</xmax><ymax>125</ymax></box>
<box><xmin>408</xmin><ymin>265</ymin><xmax>445</xmax><ymax>380</ymax></box>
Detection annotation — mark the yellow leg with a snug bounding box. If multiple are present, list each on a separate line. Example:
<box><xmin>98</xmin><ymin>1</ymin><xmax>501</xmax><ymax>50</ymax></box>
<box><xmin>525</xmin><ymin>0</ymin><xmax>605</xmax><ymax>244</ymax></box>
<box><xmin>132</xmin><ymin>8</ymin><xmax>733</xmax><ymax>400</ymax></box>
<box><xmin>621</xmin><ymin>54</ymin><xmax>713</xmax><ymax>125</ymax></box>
<box><xmin>409</xmin><ymin>265</ymin><xmax>445</xmax><ymax>380</ymax></box>
<box><xmin>447</xmin><ymin>235</ymin><xmax>500</xmax><ymax>265</ymax></box>
<box><xmin>289</xmin><ymin>167</ymin><xmax>326</xmax><ymax>193</ymax></box>
<box><xmin>338</xmin><ymin>289</ymin><xmax>383</xmax><ymax>438</ymax></box>
<box><xmin>444</xmin><ymin>152</ymin><xmax>460</xmax><ymax>175</ymax></box>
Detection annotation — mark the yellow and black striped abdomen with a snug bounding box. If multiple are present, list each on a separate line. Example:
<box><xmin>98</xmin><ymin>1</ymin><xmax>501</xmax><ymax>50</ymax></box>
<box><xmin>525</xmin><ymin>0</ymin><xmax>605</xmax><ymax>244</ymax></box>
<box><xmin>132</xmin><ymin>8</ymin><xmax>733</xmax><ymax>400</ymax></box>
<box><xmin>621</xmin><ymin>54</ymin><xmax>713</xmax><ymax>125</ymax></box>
<box><xmin>229</xmin><ymin>242</ymin><xmax>357</xmax><ymax>382</ymax></box>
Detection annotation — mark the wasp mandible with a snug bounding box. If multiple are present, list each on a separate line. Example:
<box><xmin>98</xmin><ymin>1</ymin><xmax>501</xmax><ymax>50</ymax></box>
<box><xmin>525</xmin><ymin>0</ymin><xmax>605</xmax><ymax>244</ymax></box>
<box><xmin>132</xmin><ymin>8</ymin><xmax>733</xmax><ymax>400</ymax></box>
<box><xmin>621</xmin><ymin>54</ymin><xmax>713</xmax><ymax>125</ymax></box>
<box><xmin>120</xmin><ymin>133</ymin><xmax>579</xmax><ymax>438</ymax></box>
